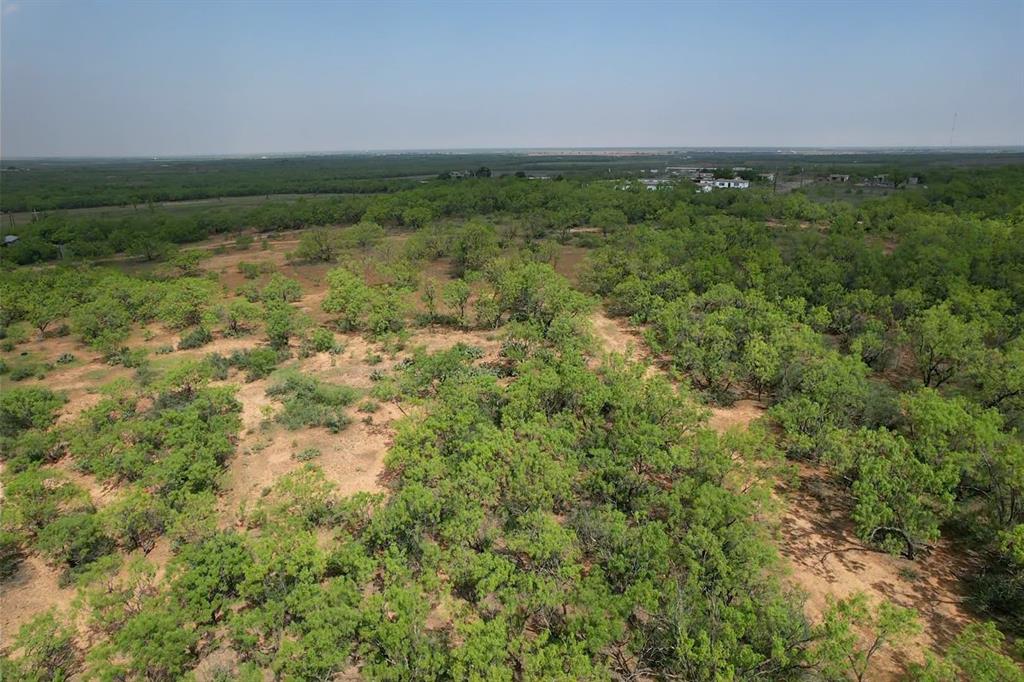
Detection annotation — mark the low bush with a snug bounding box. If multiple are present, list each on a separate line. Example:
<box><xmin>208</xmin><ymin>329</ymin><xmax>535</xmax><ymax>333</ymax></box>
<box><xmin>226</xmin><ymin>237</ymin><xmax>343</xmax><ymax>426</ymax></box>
<box><xmin>0</xmin><ymin>386</ymin><xmax>65</xmax><ymax>437</ymax></box>
<box><xmin>266</xmin><ymin>371</ymin><xmax>357</xmax><ymax>432</ymax></box>
<box><xmin>0</xmin><ymin>530</ymin><xmax>24</xmax><ymax>580</ymax></box>
<box><xmin>228</xmin><ymin>347</ymin><xmax>281</xmax><ymax>381</ymax></box>
<box><xmin>310</xmin><ymin>327</ymin><xmax>336</xmax><ymax>353</ymax></box>
<box><xmin>178</xmin><ymin>326</ymin><xmax>213</xmax><ymax>350</ymax></box>
<box><xmin>293</xmin><ymin>447</ymin><xmax>321</xmax><ymax>462</ymax></box>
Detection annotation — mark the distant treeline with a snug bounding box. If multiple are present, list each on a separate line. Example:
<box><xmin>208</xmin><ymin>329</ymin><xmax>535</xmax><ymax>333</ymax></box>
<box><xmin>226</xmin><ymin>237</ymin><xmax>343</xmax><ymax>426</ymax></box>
<box><xmin>3</xmin><ymin>166</ymin><xmax>1023</xmax><ymax>266</ymax></box>
<box><xmin>5</xmin><ymin>151</ymin><xmax>1022</xmax><ymax>213</ymax></box>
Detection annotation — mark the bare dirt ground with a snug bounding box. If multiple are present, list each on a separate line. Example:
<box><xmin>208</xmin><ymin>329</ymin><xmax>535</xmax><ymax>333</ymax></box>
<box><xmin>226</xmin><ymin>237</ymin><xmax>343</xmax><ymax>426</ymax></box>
<box><xmin>220</xmin><ymin>325</ymin><xmax>504</xmax><ymax>521</ymax></box>
<box><xmin>591</xmin><ymin>312</ymin><xmax>641</xmax><ymax>357</ymax></box>
<box><xmin>0</xmin><ymin>555</ymin><xmax>74</xmax><ymax>642</ymax></box>
<box><xmin>777</xmin><ymin>462</ymin><xmax>977</xmax><ymax>677</ymax></box>
<box><xmin>708</xmin><ymin>399</ymin><xmax>765</xmax><ymax>433</ymax></box>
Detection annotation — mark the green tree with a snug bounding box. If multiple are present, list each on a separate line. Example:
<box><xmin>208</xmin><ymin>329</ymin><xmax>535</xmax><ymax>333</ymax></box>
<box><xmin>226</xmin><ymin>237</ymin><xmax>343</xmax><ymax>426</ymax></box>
<box><xmin>443</xmin><ymin>279</ymin><xmax>471</xmax><ymax>326</ymax></box>
<box><xmin>260</xmin><ymin>273</ymin><xmax>303</xmax><ymax>303</ymax></box>
<box><xmin>402</xmin><ymin>206</ymin><xmax>434</xmax><ymax>230</ymax></box>
<box><xmin>130</xmin><ymin>235</ymin><xmax>172</xmax><ymax>262</ymax></box>
<box><xmin>23</xmin><ymin>287</ymin><xmax>70</xmax><ymax>338</ymax></box>
<box><xmin>157</xmin><ymin>278</ymin><xmax>217</xmax><ymax>329</ymax></box>
<box><xmin>908</xmin><ymin>621</ymin><xmax>1024</xmax><ymax>682</ymax></box>
<box><xmin>72</xmin><ymin>295</ymin><xmax>133</xmax><ymax>350</ymax></box>
<box><xmin>907</xmin><ymin>303</ymin><xmax>983</xmax><ymax>388</ymax></box>
<box><xmin>811</xmin><ymin>593</ymin><xmax>921</xmax><ymax>682</ymax></box>
<box><xmin>344</xmin><ymin>220</ymin><xmax>386</xmax><ymax>252</ymax></box>
<box><xmin>323</xmin><ymin>267</ymin><xmax>373</xmax><ymax>331</ymax></box>
<box><xmin>169</xmin><ymin>249</ymin><xmax>204</xmax><ymax>276</ymax></box>
<box><xmin>848</xmin><ymin>428</ymin><xmax>954</xmax><ymax>558</ymax></box>
<box><xmin>421</xmin><ymin>278</ymin><xmax>439</xmax><ymax>322</ymax></box>
<box><xmin>590</xmin><ymin>207</ymin><xmax>627</xmax><ymax>237</ymax></box>
<box><xmin>263</xmin><ymin>300</ymin><xmax>306</xmax><ymax>350</ymax></box>
<box><xmin>452</xmin><ymin>220</ymin><xmax>499</xmax><ymax>275</ymax></box>
<box><xmin>294</xmin><ymin>227</ymin><xmax>342</xmax><ymax>262</ymax></box>
<box><xmin>220</xmin><ymin>298</ymin><xmax>261</xmax><ymax>336</ymax></box>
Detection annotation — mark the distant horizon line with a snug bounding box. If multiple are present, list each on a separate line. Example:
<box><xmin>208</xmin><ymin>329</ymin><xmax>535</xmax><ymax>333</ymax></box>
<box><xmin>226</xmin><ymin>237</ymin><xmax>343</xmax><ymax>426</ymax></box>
<box><xmin>3</xmin><ymin>144</ymin><xmax>1024</xmax><ymax>162</ymax></box>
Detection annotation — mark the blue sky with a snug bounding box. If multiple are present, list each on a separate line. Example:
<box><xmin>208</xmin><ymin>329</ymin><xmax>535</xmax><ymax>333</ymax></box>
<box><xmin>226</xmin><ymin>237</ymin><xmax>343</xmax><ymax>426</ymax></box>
<box><xmin>1</xmin><ymin>0</ymin><xmax>1021</xmax><ymax>157</ymax></box>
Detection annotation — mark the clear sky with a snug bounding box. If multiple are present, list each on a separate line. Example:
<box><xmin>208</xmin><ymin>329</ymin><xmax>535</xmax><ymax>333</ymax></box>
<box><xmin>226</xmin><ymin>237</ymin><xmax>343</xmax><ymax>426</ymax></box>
<box><xmin>1</xmin><ymin>0</ymin><xmax>1021</xmax><ymax>157</ymax></box>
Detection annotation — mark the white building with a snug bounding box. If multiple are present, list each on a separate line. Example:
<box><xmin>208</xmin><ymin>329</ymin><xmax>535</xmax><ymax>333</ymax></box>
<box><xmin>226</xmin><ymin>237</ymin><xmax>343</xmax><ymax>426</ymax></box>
<box><xmin>697</xmin><ymin>177</ymin><xmax>750</xmax><ymax>191</ymax></box>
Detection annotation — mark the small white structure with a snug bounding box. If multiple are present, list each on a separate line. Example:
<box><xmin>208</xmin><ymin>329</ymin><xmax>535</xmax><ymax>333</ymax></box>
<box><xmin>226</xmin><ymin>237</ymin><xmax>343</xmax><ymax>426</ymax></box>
<box><xmin>697</xmin><ymin>177</ymin><xmax>750</xmax><ymax>191</ymax></box>
<box><xmin>639</xmin><ymin>178</ymin><xmax>672</xmax><ymax>191</ymax></box>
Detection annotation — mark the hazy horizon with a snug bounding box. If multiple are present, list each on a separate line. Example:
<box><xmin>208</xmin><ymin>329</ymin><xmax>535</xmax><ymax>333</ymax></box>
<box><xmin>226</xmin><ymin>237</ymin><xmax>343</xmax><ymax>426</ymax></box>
<box><xmin>5</xmin><ymin>145</ymin><xmax>1024</xmax><ymax>163</ymax></box>
<box><xmin>2</xmin><ymin>0</ymin><xmax>1021</xmax><ymax>157</ymax></box>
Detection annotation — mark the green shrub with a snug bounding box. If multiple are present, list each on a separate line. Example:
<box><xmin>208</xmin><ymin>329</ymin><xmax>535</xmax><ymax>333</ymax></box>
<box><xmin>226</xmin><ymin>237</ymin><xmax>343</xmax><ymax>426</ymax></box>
<box><xmin>3</xmin><ymin>428</ymin><xmax>61</xmax><ymax>471</ymax></box>
<box><xmin>0</xmin><ymin>530</ymin><xmax>24</xmax><ymax>580</ymax></box>
<box><xmin>310</xmin><ymin>327</ymin><xmax>335</xmax><ymax>353</ymax></box>
<box><xmin>0</xmin><ymin>386</ymin><xmax>65</xmax><ymax>437</ymax></box>
<box><xmin>36</xmin><ymin>511</ymin><xmax>115</xmax><ymax>577</ymax></box>
<box><xmin>261</xmin><ymin>273</ymin><xmax>303</xmax><ymax>303</ymax></box>
<box><xmin>178</xmin><ymin>326</ymin><xmax>213</xmax><ymax>350</ymax></box>
<box><xmin>229</xmin><ymin>347</ymin><xmax>281</xmax><ymax>381</ymax></box>
<box><xmin>2</xmin><ymin>610</ymin><xmax>79</xmax><ymax>680</ymax></box>
<box><xmin>266</xmin><ymin>372</ymin><xmax>357</xmax><ymax>432</ymax></box>
<box><xmin>102</xmin><ymin>487</ymin><xmax>168</xmax><ymax>552</ymax></box>
<box><xmin>106</xmin><ymin>346</ymin><xmax>148</xmax><ymax>368</ymax></box>
<box><xmin>8</xmin><ymin>362</ymin><xmax>41</xmax><ymax>381</ymax></box>
<box><xmin>205</xmin><ymin>352</ymin><xmax>231</xmax><ymax>380</ymax></box>
<box><xmin>293</xmin><ymin>447</ymin><xmax>321</xmax><ymax>462</ymax></box>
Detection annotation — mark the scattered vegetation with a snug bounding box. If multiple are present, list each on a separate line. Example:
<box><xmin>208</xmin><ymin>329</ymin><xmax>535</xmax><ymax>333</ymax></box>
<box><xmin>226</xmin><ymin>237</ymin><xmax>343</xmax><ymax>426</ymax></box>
<box><xmin>2</xmin><ymin>157</ymin><xmax>1023</xmax><ymax>680</ymax></box>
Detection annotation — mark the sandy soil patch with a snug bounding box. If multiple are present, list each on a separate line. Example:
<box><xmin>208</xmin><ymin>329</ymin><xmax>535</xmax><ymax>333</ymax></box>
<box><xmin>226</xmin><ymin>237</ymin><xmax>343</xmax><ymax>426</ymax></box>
<box><xmin>777</xmin><ymin>462</ymin><xmax>976</xmax><ymax>677</ymax></box>
<box><xmin>707</xmin><ymin>399</ymin><xmax>766</xmax><ymax>433</ymax></box>
<box><xmin>48</xmin><ymin>458</ymin><xmax>118</xmax><ymax>507</ymax></box>
<box><xmin>410</xmin><ymin>327</ymin><xmax>503</xmax><ymax>361</ymax></box>
<box><xmin>590</xmin><ymin>312</ymin><xmax>641</xmax><ymax>358</ymax></box>
<box><xmin>0</xmin><ymin>555</ymin><xmax>74</xmax><ymax>647</ymax></box>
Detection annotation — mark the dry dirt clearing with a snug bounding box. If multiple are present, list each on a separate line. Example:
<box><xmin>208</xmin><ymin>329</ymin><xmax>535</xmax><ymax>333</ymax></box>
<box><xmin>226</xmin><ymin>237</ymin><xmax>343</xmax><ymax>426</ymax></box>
<box><xmin>777</xmin><ymin>462</ymin><xmax>976</xmax><ymax>677</ymax></box>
